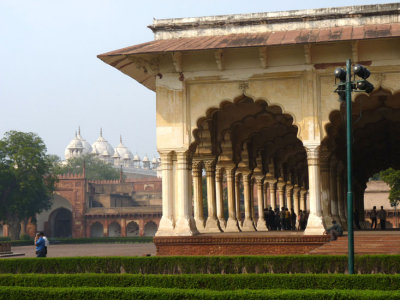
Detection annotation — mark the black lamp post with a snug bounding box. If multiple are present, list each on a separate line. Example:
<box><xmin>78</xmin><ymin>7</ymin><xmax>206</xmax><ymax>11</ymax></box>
<box><xmin>334</xmin><ymin>59</ymin><xmax>374</xmax><ymax>274</ymax></box>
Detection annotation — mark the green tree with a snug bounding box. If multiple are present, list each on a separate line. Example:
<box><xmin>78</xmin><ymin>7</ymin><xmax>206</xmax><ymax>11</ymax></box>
<box><xmin>380</xmin><ymin>168</ymin><xmax>400</xmax><ymax>206</ymax></box>
<box><xmin>56</xmin><ymin>154</ymin><xmax>121</xmax><ymax>180</ymax></box>
<box><xmin>0</xmin><ymin>131</ymin><xmax>57</xmax><ymax>240</ymax></box>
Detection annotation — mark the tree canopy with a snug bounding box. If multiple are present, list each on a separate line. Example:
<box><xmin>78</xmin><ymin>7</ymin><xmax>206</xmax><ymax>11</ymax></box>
<box><xmin>55</xmin><ymin>154</ymin><xmax>121</xmax><ymax>180</ymax></box>
<box><xmin>0</xmin><ymin>131</ymin><xmax>57</xmax><ymax>239</ymax></box>
<box><xmin>380</xmin><ymin>168</ymin><xmax>400</xmax><ymax>206</ymax></box>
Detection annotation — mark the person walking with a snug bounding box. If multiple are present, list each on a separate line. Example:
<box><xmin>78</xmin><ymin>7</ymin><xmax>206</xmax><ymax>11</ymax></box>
<box><xmin>279</xmin><ymin>207</ymin><xmax>286</xmax><ymax>230</ymax></box>
<box><xmin>42</xmin><ymin>232</ymin><xmax>49</xmax><ymax>257</ymax></box>
<box><xmin>378</xmin><ymin>206</ymin><xmax>387</xmax><ymax>230</ymax></box>
<box><xmin>290</xmin><ymin>208</ymin><xmax>297</xmax><ymax>231</ymax></box>
<box><xmin>370</xmin><ymin>206</ymin><xmax>377</xmax><ymax>230</ymax></box>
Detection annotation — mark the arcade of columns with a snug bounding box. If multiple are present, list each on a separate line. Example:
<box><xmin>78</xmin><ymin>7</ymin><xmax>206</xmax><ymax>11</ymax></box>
<box><xmin>97</xmin><ymin>4</ymin><xmax>400</xmax><ymax>237</ymax></box>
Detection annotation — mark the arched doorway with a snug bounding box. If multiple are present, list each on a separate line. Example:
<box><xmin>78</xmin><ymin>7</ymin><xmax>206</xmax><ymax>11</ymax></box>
<box><xmin>126</xmin><ymin>221</ymin><xmax>139</xmax><ymax>236</ymax></box>
<box><xmin>108</xmin><ymin>222</ymin><xmax>121</xmax><ymax>237</ymax></box>
<box><xmin>322</xmin><ymin>89</ymin><xmax>400</xmax><ymax>229</ymax></box>
<box><xmin>144</xmin><ymin>221</ymin><xmax>158</xmax><ymax>236</ymax></box>
<box><xmin>191</xmin><ymin>95</ymin><xmax>308</xmax><ymax>233</ymax></box>
<box><xmin>90</xmin><ymin>222</ymin><xmax>104</xmax><ymax>237</ymax></box>
<box><xmin>49</xmin><ymin>208</ymin><xmax>72</xmax><ymax>238</ymax></box>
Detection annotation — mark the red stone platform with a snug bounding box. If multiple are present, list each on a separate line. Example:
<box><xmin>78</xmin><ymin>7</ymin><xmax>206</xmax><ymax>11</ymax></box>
<box><xmin>154</xmin><ymin>232</ymin><xmax>330</xmax><ymax>256</ymax></box>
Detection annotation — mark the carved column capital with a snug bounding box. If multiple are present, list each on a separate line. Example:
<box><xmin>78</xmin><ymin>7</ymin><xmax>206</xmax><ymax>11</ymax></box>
<box><xmin>192</xmin><ymin>160</ymin><xmax>203</xmax><ymax>177</ymax></box>
<box><xmin>285</xmin><ymin>181</ymin><xmax>293</xmax><ymax>192</ymax></box>
<box><xmin>304</xmin><ymin>144</ymin><xmax>320</xmax><ymax>166</ymax></box>
<box><xmin>204</xmin><ymin>159</ymin><xmax>217</xmax><ymax>173</ymax></box>
<box><xmin>277</xmin><ymin>177</ymin><xmax>286</xmax><ymax>191</ymax></box>
<box><xmin>176</xmin><ymin>151</ymin><xmax>191</xmax><ymax>170</ymax></box>
<box><xmin>293</xmin><ymin>184</ymin><xmax>300</xmax><ymax>194</ymax></box>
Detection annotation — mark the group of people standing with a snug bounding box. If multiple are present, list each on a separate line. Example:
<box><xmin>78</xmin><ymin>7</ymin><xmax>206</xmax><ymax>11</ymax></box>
<box><xmin>264</xmin><ymin>207</ymin><xmax>308</xmax><ymax>231</ymax></box>
<box><xmin>370</xmin><ymin>206</ymin><xmax>387</xmax><ymax>230</ymax></box>
<box><xmin>34</xmin><ymin>232</ymin><xmax>49</xmax><ymax>257</ymax></box>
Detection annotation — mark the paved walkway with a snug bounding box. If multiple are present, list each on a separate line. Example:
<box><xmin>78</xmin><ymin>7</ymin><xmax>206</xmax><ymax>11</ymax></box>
<box><xmin>7</xmin><ymin>243</ymin><xmax>156</xmax><ymax>258</ymax></box>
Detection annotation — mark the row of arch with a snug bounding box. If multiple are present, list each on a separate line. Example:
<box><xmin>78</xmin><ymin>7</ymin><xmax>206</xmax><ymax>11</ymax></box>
<box><xmin>90</xmin><ymin>221</ymin><xmax>158</xmax><ymax>237</ymax></box>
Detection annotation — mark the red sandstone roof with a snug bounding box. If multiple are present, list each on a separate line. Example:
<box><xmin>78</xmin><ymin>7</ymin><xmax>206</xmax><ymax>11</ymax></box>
<box><xmin>98</xmin><ymin>24</ymin><xmax>400</xmax><ymax>57</ymax></box>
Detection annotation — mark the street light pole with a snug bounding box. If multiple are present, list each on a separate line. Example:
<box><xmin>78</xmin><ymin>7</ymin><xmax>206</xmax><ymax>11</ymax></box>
<box><xmin>345</xmin><ymin>58</ymin><xmax>354</xmax><ymax>275</ymax></box>
<box><xmin>334</xmin><ymin>59</ymin><xmax>373</xmax><ymax>275</ymax></box>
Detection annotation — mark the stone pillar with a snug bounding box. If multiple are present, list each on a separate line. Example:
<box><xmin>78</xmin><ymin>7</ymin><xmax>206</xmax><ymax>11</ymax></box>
<box><xmin>192</xmin><ymin>160</ymin><xmax>205</xmax><ymax>232</ymax></box>
<box><xmin>121</xmin><ymin>218</ymin><xmax>127</xmax><ymax>237</ymax></box>
<box><xmin>204</xmin><ymin>159</ymin><xmax>222</xmax><ymax>232</ymax></box>
<box><xmin>242</xmin><ymin>172</ymin><xmax>256</xmax><ymax>231</ymax></box>
<box><xmin>329</xmin><ymin>162</ymin><xmax>341</xmax><ymax>226</ymax></box>
<box><xmin>304</xmin><ymin>144</ymin><xmax>325</xmax><ymax>235</ymax></box>
<box><xmin>255</xmin><ymin>176</ymin><xmax>268</xmax><ymax>231</ymax></box>
<box><xmin>293</xmin><ymin>184</ymin><xmax>300</xmax><ymax>215</ymax></box>
<box><xmin>235</xmin><ymin>173</ymin><xmax>242</xmax><ymax>225</ymax></box>
<box><xmin>277</xmin><ymin>178</ymin><xmax>286</xmax><ymax>209</ymax></box>
<box><xmin>156</xmin><ymin>152</ymin><xmax>176</xmax><ymax>236</ymax></box>
<box><xmin>320</xmin><ymin>150</ymin><xmax>333</xmax><ymax>228</ymax></box>
<box><xmin>225</xmin><ymin>166</ymin><xmax>241</xmax><ymax>232</ymax></box>
<box><xmin>300</xmin><ymin>187</ymin><xmax>307</xmax><ymax>212</ymax></box>
<box><xmin>337</xmin><ymin>166</ymin><xmax>347</xmax><ymax>229</ymax></box>
<box><xmin>174</xmin><ymin>152</ymin><xmax>199</xmax><ymax>235</ymax></box>
<box><xmin>250</xmin><ymin>179</ymin><xmax>256</xmax><ymax>224</ymax></box>
<box><xmin>215</xmin><ymin>166</ymin><xmax>226</xmax><ymax>229</ymax></box>
<box><xmin>263</xmin><ymin>182</ymin><xmax>269</xmax><ymax>209</ymax></box>
<box><xmin>285</xmin><ymin>181</ymin><xmax>293</xmax><ymax>211</ymax></box>
<box><xmin>266</xmin><ymin>178</ymin><xmax>277</xmax><ymax>210</ymax></box>
<box><xmin>103</xmin><ymin>220</ymin><xmax>109</xmax><ymax>237</ymax></box>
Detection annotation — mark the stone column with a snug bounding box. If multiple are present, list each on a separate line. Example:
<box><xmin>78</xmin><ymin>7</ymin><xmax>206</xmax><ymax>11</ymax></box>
<box><xmin>329</xmin><ymin>162</ymin><xmax>341</xmax><ymax>226</ymax></box>
<box><xmin>155</xmin><ymin>152</ymin><xmax>175</xmax><ymax>236</ymax></box>
<box><xmin>204</xmin><ymin>159</ymin><xmax>222</xmax><ymax>232</ymax></box>
<box><xmin>293</xmin><ymin>184</ymin><xmax>300</xmax><ymax>215</ymax></box>
<box><xmin>255</xmin><ymin>176</ymin><xmax>268</xmax><ymax>231</ymax></box>
<box><xmin>192</xmin><ymin>160</ymin><xmax>205</xmax><ymax>232</ymax></box>
<box><xmin>285</xmin><ymin>181</ymin><xmax>293</xmax><ymax>211</ymax></box>
<box><xmin>304</xmin><ymin>144</ymin><xmax>325</xmax><ymax>235</ymax></box>
<box><xmin>266</xmin><ymin>178</ymin><xmax>277</xmax><ymax>210</ymax></box>
<box><xmin>337</xmin><ymin>166</ymin><xmax>347</xmax><ymax>229</ymax></box>
<box><xmin>263</xmin><ymin>182</ymin><xmax>269</xmax><ymax>209</ymax></box>
<box><xmin>121</xmin><ymin>218</ymin><xmax>127</xmax><ymax>237</ymax></box>
<box><xmin>277</xmin><ymin>178</ymin><xmax>286</xmax><ymax>209</ymax></box>
<box><xmin>320</xmin><ymin>150</ymin><xmax>333</xmax><ymax>228</ymax></box>
<box><xmin>174</xmin><ymin>152</ymin><xmax>199</xmax><ymax>235</ymax></box>
<box><xmin>300</xmin><ymin>187</ymin><xmax>307</xmax><ymax>212</ymax></box>
<box><xmin>250</xmin><ymin>179</ymin><xmax>256</xmax><ymax>224</ymax></box>
<box><xmin>225</xmin><ymin>166</ymin><xmax>241</xmax><ymax>232</ymax></box>
<box><xmin>235</xmin><ymin>173</ymin><xmax>242</xmax><ymax>225</ymax></box>
<box><xmin>215</xmin><ymin>166</ymin><xmax>226</xmax><ymax>229</ymax></box>
<box><xmin>242</xmin><ymin>171</ymin><xmax>255</xmax><ymax>231</ymax></box>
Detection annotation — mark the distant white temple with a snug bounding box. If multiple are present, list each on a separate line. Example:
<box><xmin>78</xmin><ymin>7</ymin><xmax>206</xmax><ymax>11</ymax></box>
<box><xmin>64</xmin><ymin>128</ymin><xmax>160</xmax><ymax>178</ymax></box>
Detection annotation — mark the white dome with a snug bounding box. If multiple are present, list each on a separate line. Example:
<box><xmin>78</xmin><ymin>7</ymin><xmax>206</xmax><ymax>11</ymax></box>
<box><xmin>64</xmin><ymin>132</ymin><xmax>83</xmax><ymax>159</ymax></box>
<box><xmin>142</xmin><ymin>155</ymin><xmax>149</xmax><ymax>162</ymax></box>
<box><xmin>114</xmin><ymin>136</ymin><xmax>133</xmax><ymax>161</ymax></box>
<box><xmin>133</xmin><ymin>153</ymin><xmax>141</xmax><ymax>161</ymax></box>
<box><xmin>91</xmin><ymin>129</ymin><xmax>114</xmax><ymax>157</ymax></box>
<box><xmin>76</xmin><ymin>127</ymin><xmax>92</xmax><ymax>155</ymax></box>
<box><xmin>152</xmin><ymin>157</ymin><xmax>158</xmax><ymax>164</ymax></box>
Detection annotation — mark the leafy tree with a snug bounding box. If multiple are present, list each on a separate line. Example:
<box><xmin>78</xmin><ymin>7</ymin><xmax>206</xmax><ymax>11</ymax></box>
<box><xmin>0</xmin><ymin>131</ymin><xmax>57</xmax><ymax>240</ymax></box>
<box><xmin>56</xmin><ymin>154</ymin><xmax>121</xmax><ymax>180</ymax></box>
<box><xmin>380</xmin><ymin>168</ymin><xmax>400</xmax><ymax>206</ymax></box>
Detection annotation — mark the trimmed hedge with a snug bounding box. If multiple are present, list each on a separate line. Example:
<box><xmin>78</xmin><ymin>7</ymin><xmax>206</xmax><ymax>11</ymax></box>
<box><xmin>0</xmin><ymin>286</ymin><xmax>400</xmax><ymax>300</ymax></box>
<box><xmin>0</xmin><ymin>273</ymin><xmax>399</xmax><ymax>290</ymax></box>
<box><xmin>11</xmin><ymin>236</ymin><xmax>153</xmax><ymax>246</ymax></box>
<box><xmin>0</xmin><ymin>255</ymin><xmax>399</xmax><ymax>274</ymax></box>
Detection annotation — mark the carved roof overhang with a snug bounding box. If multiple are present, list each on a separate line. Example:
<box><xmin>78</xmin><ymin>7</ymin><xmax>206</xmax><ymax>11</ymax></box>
<box><xmin>98</xmin><ymin>23</ymin><xmax>400</xmax><ymax>91</ymax></box>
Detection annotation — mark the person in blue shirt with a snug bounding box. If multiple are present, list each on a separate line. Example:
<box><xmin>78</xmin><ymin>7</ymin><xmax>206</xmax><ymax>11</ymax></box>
<box><xmin>35</xmin><ymin>232</ymin><xmax>46</xmax><ymax>257</ymax></box>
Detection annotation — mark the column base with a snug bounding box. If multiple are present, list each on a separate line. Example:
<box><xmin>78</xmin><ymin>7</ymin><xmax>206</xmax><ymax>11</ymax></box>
<box><xmin>218</xmin><ymin>218</ymin><xmax>226</xmax><ymax>231</ymax></box>
<box><xmin>241</xmin><ymin>218</ymin><xmax>256</xmax><ymax>231</ymax></box>
<box><xmin>195</xmin><ymin>218</ymin><xmax>205</xmax><ymax>233</ymax></box>
<box><xmin>174</xmin><ymin>216</ymin><xmax>199</xmax><ymax>236</ymax></box>
<box><xmin>256</xmin><ymin>219</ymin><xmax>268</xmax><ymax>231</ymax></box>
<box><xmin>331</xmin><ymin>214</ymin><xmax>342</xmax><ymax>227</ymax></box>
<box><xmin>304</xmin><ymin>213</ymin><xmax>325</xmax><ymax>235</ymax></box>
<box><xmin>204</xmin><ymin>217</ymin><xmax>222</xmax><ymax>233</ymax></box>
<box><xmin>155</xmin><ymin>217</ymin><xmax>175</xmax><ymax>236</ymax></box>
<box><xmin>225</xmin><ymin>218</ymin><xmax>241</xmax><ymax>232</ymax></box>
<box><xmin>323</xmin><ymin>215</ymin><xmax>334</xmax><ymax>228</ymax></box>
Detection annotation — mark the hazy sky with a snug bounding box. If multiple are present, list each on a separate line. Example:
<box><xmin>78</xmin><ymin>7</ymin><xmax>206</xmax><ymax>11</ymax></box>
<box><xmin>0</xmin><ymin>0</ymin><xmax>392</xmax><ymax>159</ymax></box>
